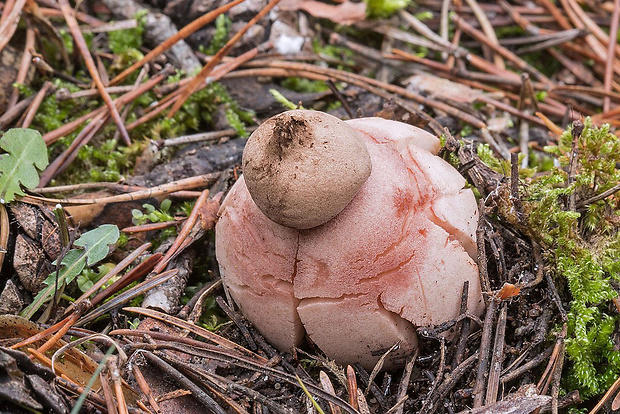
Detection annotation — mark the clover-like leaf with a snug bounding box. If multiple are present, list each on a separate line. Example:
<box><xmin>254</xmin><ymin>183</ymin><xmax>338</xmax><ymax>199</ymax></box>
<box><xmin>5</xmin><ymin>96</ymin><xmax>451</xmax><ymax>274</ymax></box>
<box><xmin>0</xmin><ymin>128</ymin><xmax>48</xmax><ymax>204</ymax></box>
<box><xmin>21</xmin><ymin>224</ymin><xmax>120</xmax><ymax>319</ymax></box>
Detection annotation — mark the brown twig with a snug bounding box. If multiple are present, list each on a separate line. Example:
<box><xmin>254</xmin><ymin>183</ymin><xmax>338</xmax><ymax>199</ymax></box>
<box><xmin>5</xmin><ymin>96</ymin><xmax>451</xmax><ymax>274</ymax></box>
<box><xmin>463</xmin><ymin>0</ymin><xmax>505</xmax><ymax>69</ymax></box>
<box><xmin>578</xmin><ymin>183</ymin><xmax>620</xmax><ymax>208</ymax></box>
<box><xmin>7</xmin><ymin>20</ymin><xmax>34</xmax><ymax>109</ymax></box>
<box><xmin>41</xmin><ymin>65</ymin><xmax>174</xmax><ymax>145</ymax></box>
<box><xmin>143</xmin><ymin>351</ymin><xmax>228</xmax><ymax>414</ymax></box>
<box><xmin>58</xmin><ymin>0</ymin><xmax>130</xmax><ymax>144</ymax></box>
<box><xmin>0</xmin><ymin>0</ymin><xmax>25</xmax><ymax>53</ymax></box>
<box><xmin>22</xmin><ymin>172</ymin><xmax>220</xmax><ymax>206</ymax></box>
<box><xmin>392</xmin><ymin>351</ymin><xmax>417</xmax><ymax>414</ymax></box>
<box><xmin>21</xmin><ymin>81</ymin><xmax>54</xmax><ymax>128</ymax></box>
<box><xmin>567</xmin><ymin>119</ymin><xmax>583</xmax><ymax>211</ymax></box>
<box><xmin>473</xmin><ymin>298</ymin><xmax>497</xmax><ymax>407</ymax></box>
<box><xmin>501</xmin><ymin>346</ymin><xmax>554</xmax><ymax>384</ymax></box>
<box><xmin>452</xmin><ymin>14</ymin><xmax>552</xmax><ymax>84</ymax></box>
<box><xmin>452</xmin><ymin>282</ymin><xmax>472</xmax><ymax>368</ymax></box>
<box><xmin>215</xmin><ymin>296</ymin><xmax>257</xmax><ymax>351</ymax></box>
<box><xmin>123</xmin><ymin>306</ymin><xmax>267</xmax><ymax>363</ymax></box>
<box><xmin>39</xmin><ymin>111</ymin><xmax>107</xmax><ymax>187</ymax></box>
<box><xmin>485</xmin><ymin>302</ymin><xmax>508</xmax><ymax>405</ymax></box>
<box><xmin>550</xmin><ymin>324</ymin><xmax>567</xmax><ymax>414</ymax></box>
<box><xmin>476</xmin><ymin>202</ymin><xmax>492</xmax><ymax>297</ymax></box>
<box><xmin>422</xmin><ymin>351</ymin><xmax>479</xmax><ymax>413</ymax></box>
<box><xmin>0</xmin><ymin>94</ymin><xmax>35</xmax><ymax>129</ymax></box>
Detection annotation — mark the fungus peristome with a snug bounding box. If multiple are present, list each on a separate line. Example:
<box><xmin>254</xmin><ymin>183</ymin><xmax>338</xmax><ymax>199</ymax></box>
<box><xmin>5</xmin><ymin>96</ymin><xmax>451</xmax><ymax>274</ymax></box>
<box><xmin>216</xmin><ymin>110</ymin><xmax>484</xmax><ymax>370</ymax></box>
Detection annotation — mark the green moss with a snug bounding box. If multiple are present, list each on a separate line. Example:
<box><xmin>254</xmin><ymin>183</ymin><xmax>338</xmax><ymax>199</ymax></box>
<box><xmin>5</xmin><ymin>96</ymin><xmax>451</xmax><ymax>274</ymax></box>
<box><xmin>202</xmin><ymin>14</ymin><xmax>231</xmax><ymax>56</ymax></box>
<box><xmin>109</xmin><ymin>10</ymin><xmax>146</xmax><ymax>55</ymax></box>
<box><xmin>33</xmin><ymin>80</ymin><xmax>84</xmax><ymax>133</ymax></box>
<box><xmin>60</xmin><ymin>138</ymin><xmax>144</xmax><ymax>184</ymax></box>
<box><xmin>133</xmin><ymin>80</ymin><xmax>254</xmax><ymax>141</ymax></box>
<box><xmin>414</xmin><ymin>11</ymin><xmax>433</xmax><ymax>21</ymax></box>
<box><xmin>477</xmin><ymin>143</ymin><xmax>509</xmax><ymax>174</ymax></box>
<box><xmin>472</xmin><ymin>119</ymin><xmax>620</xmax><ymax>400</ymax></box>
<box><xmin>59</xmin><ymin>29</ymin><xmax>94</xmax><ymax>55</ymax></box>
<box><xmin>312</xmin><ymin>40</ymin><xmax>356</xmax><ymax>70</ymax></box>
<box><xmin>507</xmin><ymin>119</ymin><xmax>620</xmax><ymax>399</ymax></box>
<box><xmin>12</xmin><ymin>83</ymin><xmax>34</xmax><ymax>98</ymax></box>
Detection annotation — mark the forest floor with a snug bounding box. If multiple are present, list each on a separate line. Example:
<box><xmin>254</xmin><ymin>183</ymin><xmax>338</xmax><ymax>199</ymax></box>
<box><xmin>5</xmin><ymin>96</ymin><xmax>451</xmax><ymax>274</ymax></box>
<box><xmin>1</xmin><ymin>0</ymin><xmax>620</xmax><ymax>413</ymax></box>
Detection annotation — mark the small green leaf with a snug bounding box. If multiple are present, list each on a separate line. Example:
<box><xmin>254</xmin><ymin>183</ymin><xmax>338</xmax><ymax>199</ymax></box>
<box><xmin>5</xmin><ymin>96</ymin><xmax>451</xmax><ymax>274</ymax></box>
<box><xmin>0</xmin><ymin>128</ymin><xmax>49</xmax><ymax>204</ymax></box>
<box><xmin>160</xmin><ymin>199</ymin><xmax>171</xmax><ymax>212</ymax></box>
<box><xmin>21</xmin><ymin>224</ymin><xmax>120</xmax><ymax>319</ymax></box>
<box><xmin>365</xmin><ymin>0</ymin><xmax>410</xmax><ymax>18</ymax></box>
<box><xmin>74</xmin><ymin>224</ymin><xmax>120</xmax><ymax>265</ymax></box>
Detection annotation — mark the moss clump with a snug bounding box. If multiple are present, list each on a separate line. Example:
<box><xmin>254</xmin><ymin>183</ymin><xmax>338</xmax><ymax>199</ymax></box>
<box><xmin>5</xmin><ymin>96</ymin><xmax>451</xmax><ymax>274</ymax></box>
<box><xmin>201</xmin><ymin>14</ymin><xmax>231</xmax><ymax>56</ymax></box>
<box><xmin>487</xmin><ymin>118</ymin><xmax>620</xmax><ymax>399</ymax></box>
<box><xmin>109</xmin><ymin>11</ymin><xmax>147</xmax><ymax>55</ymax></box>
<box><xmin>133</xmin><ymin>80</ymin><xmax>253</xmax><ymax>141</ymax></box>
<box><xmin>531</xmin><ymin>120</ymin><xmax>620</xmax><ymax>398</ymax></box>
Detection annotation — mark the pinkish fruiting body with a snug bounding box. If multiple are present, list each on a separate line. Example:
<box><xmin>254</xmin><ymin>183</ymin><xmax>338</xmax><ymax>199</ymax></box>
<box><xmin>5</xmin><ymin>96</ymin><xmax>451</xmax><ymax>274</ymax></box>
<box><xmin>216</xmin><ymin>112</ymin><xmax>484</xmax><ymax>370</ymax></box>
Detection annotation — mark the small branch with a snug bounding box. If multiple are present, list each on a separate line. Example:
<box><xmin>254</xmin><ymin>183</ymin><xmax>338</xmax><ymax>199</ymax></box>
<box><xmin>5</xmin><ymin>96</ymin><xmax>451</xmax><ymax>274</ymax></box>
<box><xmin>485</xmin><ymin>302</ymin><xmax>508</xmax><ymax>405</ymax></box>
<box><xmin>464</xmin><ymin>0</ymin><xmax>506</xmax><ymax>69</ymax></box>
<box><xmin>0</xmin><ymin>0</ymin><xmax>25</xmax><ymax>53</ymax></box>
<box><xmin>473</xmin><ymin>298</ymin><xmax>497</xmax><ymax>408</ymax></box>
<box><xmin>452</xmin><ymin>14</ymin><xmax>552</xmax><ymax>84</ymax></box>
<box><xmin>567</xmin><ymin>120</ymin><xmax>583</xmax><ymax>211</ymax></box>
<box><xmin>21</xmin><ymin>82</ymin><xmax>55</xmax><ymax>128</ymax></box>
<box><xmin>578</xmin><ymin>183</ymin><xmax>620</xmax><ymax>207</ymax></box>
<box><xmin>391</xmin><ymin>351</ymin><xmax>417</xmax><ymax>414</ymax></box>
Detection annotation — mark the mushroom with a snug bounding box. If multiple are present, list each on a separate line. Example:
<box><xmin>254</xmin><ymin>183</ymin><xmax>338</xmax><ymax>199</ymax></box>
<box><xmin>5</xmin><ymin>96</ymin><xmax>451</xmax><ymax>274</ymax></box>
<box><xmin>216</xmin><ymin>110</ymin><xmax>484</xmax><ymax>370</ymax></box>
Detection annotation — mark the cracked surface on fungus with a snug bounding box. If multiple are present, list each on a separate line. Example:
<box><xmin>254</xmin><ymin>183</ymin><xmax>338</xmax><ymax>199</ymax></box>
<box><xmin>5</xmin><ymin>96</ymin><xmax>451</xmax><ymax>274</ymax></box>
<box><xmin>215</xmin><ymin>118</ymin><xmax>484</xmax><ymax>371</ymax></box>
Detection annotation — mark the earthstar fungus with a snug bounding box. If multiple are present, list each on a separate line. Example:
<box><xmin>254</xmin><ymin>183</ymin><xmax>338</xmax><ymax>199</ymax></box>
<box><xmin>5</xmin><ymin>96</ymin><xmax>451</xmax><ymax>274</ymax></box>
<box><xmin>216</xmin><ymin>110</ymin><xmax>484</xmax><ymax>370</ymax></box>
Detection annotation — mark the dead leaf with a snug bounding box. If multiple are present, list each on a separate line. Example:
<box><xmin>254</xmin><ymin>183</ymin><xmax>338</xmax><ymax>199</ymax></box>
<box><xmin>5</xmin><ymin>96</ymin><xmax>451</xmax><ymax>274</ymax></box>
<box><xmin>405</xmin><ymin>73</ymin><xmax>491</xmax><ymax>104</ymax></box>
<box><xmin>280</xmin><ymin>0</ymin><xmax>366</xmax><ymax>25</ymax></box>
<box><xmin>496</xmin><ymin>283</ymin><xmax>521</xmax><ymax>300</ymax></box>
